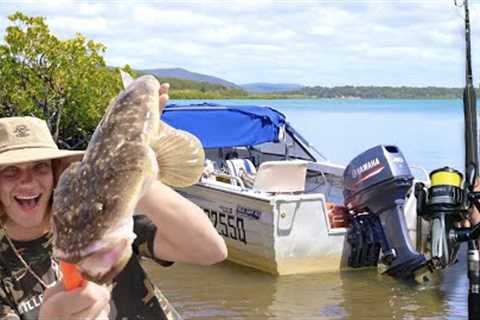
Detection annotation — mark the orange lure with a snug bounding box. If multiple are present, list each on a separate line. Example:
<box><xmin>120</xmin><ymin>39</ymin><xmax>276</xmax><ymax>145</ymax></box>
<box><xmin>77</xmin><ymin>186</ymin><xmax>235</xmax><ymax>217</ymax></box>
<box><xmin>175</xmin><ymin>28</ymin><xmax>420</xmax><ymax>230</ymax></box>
<box><xmin>59</xmin><ymin>261</ymin><xmax>84</xmax><ymax>290</ymax></box>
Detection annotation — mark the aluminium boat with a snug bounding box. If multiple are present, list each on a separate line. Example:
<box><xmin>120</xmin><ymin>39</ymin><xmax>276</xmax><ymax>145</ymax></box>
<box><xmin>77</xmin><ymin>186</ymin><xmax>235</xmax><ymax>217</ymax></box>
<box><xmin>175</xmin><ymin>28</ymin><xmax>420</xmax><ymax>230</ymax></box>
<box><xmin>162</xmin><ymin>103</ymin><xmax>429</xmax><ymax>276</ymax></box>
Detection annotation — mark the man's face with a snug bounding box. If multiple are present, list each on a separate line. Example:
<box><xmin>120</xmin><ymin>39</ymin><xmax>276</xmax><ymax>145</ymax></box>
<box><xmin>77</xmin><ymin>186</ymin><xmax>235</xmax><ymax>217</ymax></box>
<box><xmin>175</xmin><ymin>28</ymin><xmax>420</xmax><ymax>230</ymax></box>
<box><xmin>0</xmin><ymin>160</ymin><xmax>54</xmax><ymax>231</ymax></box>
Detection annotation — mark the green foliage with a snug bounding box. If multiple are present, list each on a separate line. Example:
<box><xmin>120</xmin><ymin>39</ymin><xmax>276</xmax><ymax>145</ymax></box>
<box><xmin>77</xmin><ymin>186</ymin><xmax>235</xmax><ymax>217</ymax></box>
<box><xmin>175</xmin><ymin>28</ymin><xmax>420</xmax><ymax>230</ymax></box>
<box><xmin>0</xmin><ymin>12</ymin><xmax>124</xmax><ymax>149</ymax></box>
<box><xmin>297</xmin><ymin>86</ymin><xmax>475</xmax><ymax>99</ymax></box>
<box><xmin>169</xmin><ymin>89</ymin><xmax>247</xmax><ymax>99</ymax></box>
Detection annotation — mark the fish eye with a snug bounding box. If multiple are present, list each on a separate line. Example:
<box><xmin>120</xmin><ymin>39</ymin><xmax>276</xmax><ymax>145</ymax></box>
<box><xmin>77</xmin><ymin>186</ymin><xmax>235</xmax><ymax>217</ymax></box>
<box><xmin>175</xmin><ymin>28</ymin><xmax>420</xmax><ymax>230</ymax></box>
<box><xmin>94</xmin><ymin>202</ymin><xmax>104</xmax><ymax>212</ymax></box>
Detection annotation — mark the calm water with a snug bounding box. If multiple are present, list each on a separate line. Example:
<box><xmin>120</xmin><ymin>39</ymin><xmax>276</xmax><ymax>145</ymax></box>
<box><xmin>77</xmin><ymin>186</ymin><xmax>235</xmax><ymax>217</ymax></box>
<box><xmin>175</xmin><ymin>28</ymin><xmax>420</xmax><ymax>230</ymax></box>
<box><xmin>153</xmin><ymin>99</ymin><xmax>470</xmax><ymax>319</ymax></box>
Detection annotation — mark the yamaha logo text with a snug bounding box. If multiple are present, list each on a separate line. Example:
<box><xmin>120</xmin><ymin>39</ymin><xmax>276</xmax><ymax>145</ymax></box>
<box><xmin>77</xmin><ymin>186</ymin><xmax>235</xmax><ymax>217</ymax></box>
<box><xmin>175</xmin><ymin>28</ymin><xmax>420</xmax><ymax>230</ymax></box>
<box><xmin>352</xmin><ymin>158</ymin><xmax>380</xmax><ymax>178</ymax></box>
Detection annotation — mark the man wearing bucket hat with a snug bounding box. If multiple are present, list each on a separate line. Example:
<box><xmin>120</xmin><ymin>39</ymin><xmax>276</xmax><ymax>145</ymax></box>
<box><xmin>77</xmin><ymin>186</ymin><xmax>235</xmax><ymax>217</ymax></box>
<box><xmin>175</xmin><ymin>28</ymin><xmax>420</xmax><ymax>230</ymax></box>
<box><xmin>0</xmin><ymin>91</ymin><xmax>227</xmax><ymax>319</ymax></box>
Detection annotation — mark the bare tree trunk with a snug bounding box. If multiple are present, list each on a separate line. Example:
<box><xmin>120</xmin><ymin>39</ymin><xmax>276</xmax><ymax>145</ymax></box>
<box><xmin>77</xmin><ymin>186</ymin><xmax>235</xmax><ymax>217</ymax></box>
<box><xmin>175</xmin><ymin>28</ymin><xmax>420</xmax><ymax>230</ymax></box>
<box><xmin>53</xmin><ymin>97</ymin><xmax>64</xmax><ymax>143</ymax></box>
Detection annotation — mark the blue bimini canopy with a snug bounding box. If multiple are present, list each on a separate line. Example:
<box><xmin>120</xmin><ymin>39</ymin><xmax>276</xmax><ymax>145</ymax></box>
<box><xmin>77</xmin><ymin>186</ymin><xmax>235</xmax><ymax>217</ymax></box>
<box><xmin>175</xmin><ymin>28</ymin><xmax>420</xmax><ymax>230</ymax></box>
<box><xmin>161</xmin><ymin>103</ymin><xmax>286</xmax><ymax>149</ymax></box>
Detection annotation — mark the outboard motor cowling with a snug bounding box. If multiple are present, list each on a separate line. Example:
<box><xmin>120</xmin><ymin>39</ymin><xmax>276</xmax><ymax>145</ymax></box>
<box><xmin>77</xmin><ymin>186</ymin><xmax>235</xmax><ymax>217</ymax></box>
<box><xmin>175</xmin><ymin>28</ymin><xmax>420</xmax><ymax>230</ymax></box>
<box><xmin>344</xmin><ymin>145</ymin><xmax>426</xmax><ymax>278</ymax></box>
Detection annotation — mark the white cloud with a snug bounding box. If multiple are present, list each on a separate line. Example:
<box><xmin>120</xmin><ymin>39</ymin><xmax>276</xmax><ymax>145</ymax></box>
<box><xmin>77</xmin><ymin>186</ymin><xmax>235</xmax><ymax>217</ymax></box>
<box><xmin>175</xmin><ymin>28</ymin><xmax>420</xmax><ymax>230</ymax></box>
<box><xmin>1</xmin><ymin>0</ymin><xmax>479</xmax><ymax>86</ymax></box>
<box><xmin>48</xmin><ymin>16</ymin><xmax>109</xmax><ymax>36</ymax></box>
<box><xmin>132</xmin><ymin>7</ymin><xmax>223</xmax><ymax>28</ymax></box>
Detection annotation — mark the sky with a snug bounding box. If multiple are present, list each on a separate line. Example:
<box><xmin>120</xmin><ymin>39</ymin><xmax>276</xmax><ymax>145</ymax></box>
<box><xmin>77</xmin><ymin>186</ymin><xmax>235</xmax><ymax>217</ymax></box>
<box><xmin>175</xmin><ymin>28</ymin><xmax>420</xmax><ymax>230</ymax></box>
<box><xmin>1</xmin><ymin>0</ymin><xmax>480</xmax><ymax>87</ymax></box>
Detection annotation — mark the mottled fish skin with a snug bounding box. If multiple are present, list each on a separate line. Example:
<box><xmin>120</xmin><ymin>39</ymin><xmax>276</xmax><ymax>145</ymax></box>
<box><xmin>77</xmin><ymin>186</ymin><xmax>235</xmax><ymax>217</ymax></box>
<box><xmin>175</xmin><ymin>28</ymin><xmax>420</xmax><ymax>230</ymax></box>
<box><xmin>52</xmin><ymin>76</ymin><xmax>160</xmax><ymax>263</ymax></box>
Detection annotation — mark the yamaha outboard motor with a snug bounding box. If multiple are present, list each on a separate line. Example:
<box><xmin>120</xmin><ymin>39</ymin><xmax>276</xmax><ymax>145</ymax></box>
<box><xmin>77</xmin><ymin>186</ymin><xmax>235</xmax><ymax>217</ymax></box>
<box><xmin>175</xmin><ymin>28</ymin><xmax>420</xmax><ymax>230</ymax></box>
<box><xmin>343</xmin><ymin>145</ymin><xmax>427</xmax><ymax>279</ymax></box>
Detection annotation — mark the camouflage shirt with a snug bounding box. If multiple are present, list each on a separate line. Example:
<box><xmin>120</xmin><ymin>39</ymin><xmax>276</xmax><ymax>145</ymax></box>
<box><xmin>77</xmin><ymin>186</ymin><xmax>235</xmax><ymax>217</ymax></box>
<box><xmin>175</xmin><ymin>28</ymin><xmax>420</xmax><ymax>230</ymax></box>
<box><xmin>0</xmin><ymin>215</ymin><xmax>182</xmax><ymax>320</ymax></box>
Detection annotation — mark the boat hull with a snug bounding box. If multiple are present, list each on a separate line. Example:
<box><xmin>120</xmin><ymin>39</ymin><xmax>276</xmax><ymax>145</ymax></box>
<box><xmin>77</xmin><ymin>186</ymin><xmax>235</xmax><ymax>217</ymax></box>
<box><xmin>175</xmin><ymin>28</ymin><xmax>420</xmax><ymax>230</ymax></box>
<box><xmin>177</xmin><ymin>181</ymin><xmax>352</xmax><ymax>275</ymax></box>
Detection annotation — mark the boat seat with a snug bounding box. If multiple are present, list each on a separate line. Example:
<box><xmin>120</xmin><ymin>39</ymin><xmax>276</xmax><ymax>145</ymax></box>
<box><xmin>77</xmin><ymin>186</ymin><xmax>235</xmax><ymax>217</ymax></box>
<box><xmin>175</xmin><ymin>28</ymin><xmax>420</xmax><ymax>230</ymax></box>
<box><xmin>253</xmin><ymin>160</ymin><xmax>308</xmax><ymax>193</ymax></box>
<box><xmin>202</xmin><ymin>159</ymin><xmax>218</xmax><ymax>181</ymax></box>
<box><xmin>226</xmin><ymin>158</ymin><xmax>257</xmax><ymax>176</ymax></box>
<box><xmin>225</xmin><ymin>159</ymin><xmax>256</xmax><ymax>187</ymax></box>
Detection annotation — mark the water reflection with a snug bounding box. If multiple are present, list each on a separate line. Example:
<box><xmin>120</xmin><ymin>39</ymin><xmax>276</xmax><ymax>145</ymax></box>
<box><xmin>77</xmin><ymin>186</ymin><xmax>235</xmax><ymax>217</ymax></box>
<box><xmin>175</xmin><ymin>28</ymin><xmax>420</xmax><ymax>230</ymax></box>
<box><xmin>339</xmin><ymin>271</ymin><xmax>447</xmax><ymax>320</ymax></box>
<box><xmin>439</xmin><ymin>247</ymin><xmax>468</xmax><ymax>319</ymax></box>
<box><xmin>144</xmin><ymin>250</ymin><xmax>469</xmax><ymax>320</ymax></box>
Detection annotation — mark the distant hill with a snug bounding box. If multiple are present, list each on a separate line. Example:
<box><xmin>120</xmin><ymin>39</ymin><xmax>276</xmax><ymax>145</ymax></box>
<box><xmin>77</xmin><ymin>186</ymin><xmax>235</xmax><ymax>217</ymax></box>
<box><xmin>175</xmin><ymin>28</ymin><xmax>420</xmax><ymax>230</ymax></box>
<box><xmin>140</xmin><ymin>67</ymin><xmax>240</xmax><ymax>89</ymax></box>
<box><xmin>240</xmin><ymin>83</ymin><xmax>304</xmax><ymax>93</ymax></box>
<box><xmin>134</xmin><ymin>67</ymin><xmax>469</xmax><ymax>99</ymax></box>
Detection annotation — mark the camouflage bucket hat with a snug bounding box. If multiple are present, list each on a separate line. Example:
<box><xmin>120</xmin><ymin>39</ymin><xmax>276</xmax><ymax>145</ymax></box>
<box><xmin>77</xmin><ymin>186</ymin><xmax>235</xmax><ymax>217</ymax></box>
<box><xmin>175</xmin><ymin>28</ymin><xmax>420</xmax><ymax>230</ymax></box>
<box><xmin>0</xmin><ymin>116</ymin><xmax>84</xmax><ymax>166</ymax></box>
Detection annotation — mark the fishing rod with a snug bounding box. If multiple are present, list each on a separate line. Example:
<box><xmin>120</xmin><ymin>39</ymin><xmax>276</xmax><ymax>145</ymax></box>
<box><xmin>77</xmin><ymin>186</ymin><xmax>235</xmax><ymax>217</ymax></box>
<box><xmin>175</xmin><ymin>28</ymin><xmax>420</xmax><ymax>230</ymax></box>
<box><xmin>459</xmin><ymin>0</ymin><xmax>478</xmax><ymax>185</ymax></box>
<box><xmin>458</xmin><ymin>0</ymin><xmax>480</xmax><ymax>317</ymax></box>
<box><xmin>415</xmin><ymin>0</ymin><xmax>480</xmax><ymax>318</ymax></box>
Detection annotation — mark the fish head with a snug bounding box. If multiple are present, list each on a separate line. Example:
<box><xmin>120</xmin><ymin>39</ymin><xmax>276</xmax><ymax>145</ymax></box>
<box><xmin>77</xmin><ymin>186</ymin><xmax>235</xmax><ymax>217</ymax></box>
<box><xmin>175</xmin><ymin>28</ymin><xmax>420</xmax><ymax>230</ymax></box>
<box><xmin>51</xmin><ymin>157</ymin><xmax>145</xmax><ymax>283</ymax></box>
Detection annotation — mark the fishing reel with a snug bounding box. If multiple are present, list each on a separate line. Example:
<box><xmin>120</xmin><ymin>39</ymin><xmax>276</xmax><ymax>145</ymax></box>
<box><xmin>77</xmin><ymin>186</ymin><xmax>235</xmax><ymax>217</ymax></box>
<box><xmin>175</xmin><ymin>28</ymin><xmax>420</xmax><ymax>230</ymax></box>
<box><xmin>416</xmin><ymin>166</ymin><xmax>480</xmax><ymax>269</ymax></box>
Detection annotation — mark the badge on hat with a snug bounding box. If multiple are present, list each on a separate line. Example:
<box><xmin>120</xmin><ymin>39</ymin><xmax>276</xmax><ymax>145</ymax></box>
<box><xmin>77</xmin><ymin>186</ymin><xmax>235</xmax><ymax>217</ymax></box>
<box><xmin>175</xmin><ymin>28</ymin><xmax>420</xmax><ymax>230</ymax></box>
<box><xmin>14</xmin><ymin>125</ymin><xmax>30</xmax><ymax>138</ymax></box>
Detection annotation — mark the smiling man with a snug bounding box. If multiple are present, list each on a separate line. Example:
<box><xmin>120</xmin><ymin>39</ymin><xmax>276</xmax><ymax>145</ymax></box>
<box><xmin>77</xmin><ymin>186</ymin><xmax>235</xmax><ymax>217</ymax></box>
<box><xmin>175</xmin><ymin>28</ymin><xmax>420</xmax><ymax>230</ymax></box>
<box><xmin>0</xmin><ymin>161</ymin><xmax>54</xmax><ymax>240</ymax></box>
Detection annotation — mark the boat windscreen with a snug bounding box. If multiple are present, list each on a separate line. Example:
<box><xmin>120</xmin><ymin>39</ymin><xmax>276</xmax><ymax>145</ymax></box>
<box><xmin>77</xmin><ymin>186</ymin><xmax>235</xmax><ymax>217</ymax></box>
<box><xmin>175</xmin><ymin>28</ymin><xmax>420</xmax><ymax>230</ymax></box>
<box><xmin>252</xmin><ymin>125</ymin><xmax>321</xmax><ymax>162</ymax></box>
<box><xmin>286</xmin><ymin>125</ymin><xmax>328</xmax><ymax>161</ymax></box>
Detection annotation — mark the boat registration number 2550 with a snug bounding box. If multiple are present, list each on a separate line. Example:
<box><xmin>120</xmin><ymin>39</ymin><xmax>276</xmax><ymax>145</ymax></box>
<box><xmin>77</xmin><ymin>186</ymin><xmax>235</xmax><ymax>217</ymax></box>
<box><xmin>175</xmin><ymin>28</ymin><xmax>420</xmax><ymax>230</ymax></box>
<box><xmin>204</xmin><ymin>207</ymin><xmax>247</xmax><ymax>245</ymax></box>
